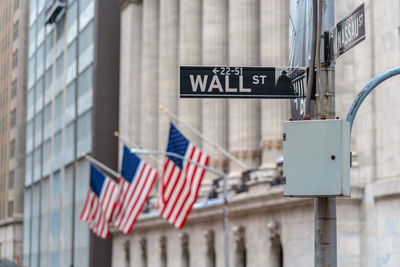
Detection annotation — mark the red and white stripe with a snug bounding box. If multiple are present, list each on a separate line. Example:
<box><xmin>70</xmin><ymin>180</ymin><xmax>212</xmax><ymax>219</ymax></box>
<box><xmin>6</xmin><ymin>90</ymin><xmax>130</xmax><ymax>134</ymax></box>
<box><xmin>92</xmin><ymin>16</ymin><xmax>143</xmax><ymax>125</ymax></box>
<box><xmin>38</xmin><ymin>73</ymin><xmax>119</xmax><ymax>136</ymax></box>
<box><xmin>80</xmin><ymin>177</ymin><xmax>119</xmax><ymax>239</ymax></box>
<box><xmin>113</xmin><ymin>161</ymin><xmax>158</xmax><ymax>234</ymax></box>
<box><xmin>159</xmin><ymin>143</ymin><xmax>209</xmax><ymax>229</ymax></box>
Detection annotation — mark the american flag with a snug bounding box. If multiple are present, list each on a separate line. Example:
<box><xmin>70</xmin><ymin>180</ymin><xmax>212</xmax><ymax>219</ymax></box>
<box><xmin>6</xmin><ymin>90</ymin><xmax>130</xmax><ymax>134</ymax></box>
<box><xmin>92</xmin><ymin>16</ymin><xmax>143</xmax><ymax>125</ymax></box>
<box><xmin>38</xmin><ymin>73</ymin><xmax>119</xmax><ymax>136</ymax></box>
<box><xmin>159</xmin><ymin>123</ymin><xmax>209</xmax><ymax>229</ymax></box>
<box><xmin>80</xmin><ymin>164</ymin><xmax>119</xmax><ymax>239</ymax></box>
<box><xmin>113</xmin><ymin>145</ymin><xmax>158</xmax><ymax>234</ymax></box>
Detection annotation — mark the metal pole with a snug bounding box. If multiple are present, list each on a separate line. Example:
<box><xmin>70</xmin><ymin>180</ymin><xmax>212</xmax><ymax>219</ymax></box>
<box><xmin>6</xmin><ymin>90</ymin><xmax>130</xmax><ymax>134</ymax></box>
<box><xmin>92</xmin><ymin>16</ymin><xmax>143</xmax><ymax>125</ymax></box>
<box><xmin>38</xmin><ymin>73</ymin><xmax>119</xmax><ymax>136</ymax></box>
<box><xmin>82</xmin><ymin>153</ymin><xmax>120</xmax><ymax>179</ymax></box>
<box><xmin>314</xmin><ymin>1</ymin><xmax>336</xmax><ymax>266</ymax></box>
<box><xmin>131</xmin><ymin>148</ymin><xmax>230</xmax><ymax>267</ymax></box>
<box><xmin>159</xmin><ymin>105</ymin><xmax>248</xmax><ymax>170</ymax></box>
<box><xmin>222</xmin><ymin>172</ymin><xmax>230</xmax><ymax>267</ymax></box>
<box><xmin>346</xmin><ymin>66</ymin><xmax>400</xmax><ymax>131</ymax></box>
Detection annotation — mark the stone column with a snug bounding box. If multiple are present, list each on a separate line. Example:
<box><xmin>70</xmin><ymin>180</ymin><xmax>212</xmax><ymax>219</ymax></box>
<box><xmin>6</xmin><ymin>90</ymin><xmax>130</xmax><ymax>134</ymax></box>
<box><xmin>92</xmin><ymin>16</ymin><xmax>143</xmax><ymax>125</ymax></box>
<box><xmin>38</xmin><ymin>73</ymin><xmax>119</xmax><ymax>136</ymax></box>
<box><xmin>119</xmin><ymin>1</ymin><xmax>142</xmax><ymax>145</ymax></box>
<box><xmin>260</xmin><ymin>0</ymin><xmax>290</xmax><ymax>168</ymax></box>
<box><xmin>178</xmin><ymin>0</ymin><xmax>202</xmax><ymax>145</ymax></box>
<box><xmin>229</xmin><ymin>0</ymin><xmax>261</xmax><ymax>175</ymax></box>
<box><xmin>202</xmin><ymin>0</ymin><xmax>229</xmax><ymax>185</ymax></box>
<box><xmin>158</xmin><ymin>0</ymin><xmax>179</xmax><ymax>152</ymax></box>
<box><xmin>140</xmin><ymin>0</ymin><xmax>160</xmax><ymax>150</ymax></box>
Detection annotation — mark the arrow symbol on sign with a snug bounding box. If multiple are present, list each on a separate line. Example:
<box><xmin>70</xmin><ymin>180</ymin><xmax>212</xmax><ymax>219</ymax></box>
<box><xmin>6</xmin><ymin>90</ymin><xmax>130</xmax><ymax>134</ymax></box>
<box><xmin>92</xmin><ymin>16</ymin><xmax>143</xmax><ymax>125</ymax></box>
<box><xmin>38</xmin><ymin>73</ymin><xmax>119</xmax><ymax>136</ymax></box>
<box><xmin>212</xmin><ymin>68</ymin><xmax>219</xmax><ymax>75</ymax></box>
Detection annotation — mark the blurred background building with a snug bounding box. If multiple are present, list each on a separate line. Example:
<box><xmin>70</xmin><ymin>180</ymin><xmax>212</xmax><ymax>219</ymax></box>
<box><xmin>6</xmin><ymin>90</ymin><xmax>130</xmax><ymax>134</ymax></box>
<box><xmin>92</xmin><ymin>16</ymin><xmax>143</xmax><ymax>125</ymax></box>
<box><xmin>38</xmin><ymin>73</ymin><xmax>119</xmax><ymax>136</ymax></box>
<box><xmin>22</xmin><ymin>0</ymin><xmax>120</xmax><ymax>267</ymax></box>
<box><xmin>113</xmin><ymin>0</ymin><xmax>400</xmax><ymax>267</ymax></box>
<box><xmin>0</xmin><ymin>0</ymin><xmax>29</xmax><ymax>264</ymax></box>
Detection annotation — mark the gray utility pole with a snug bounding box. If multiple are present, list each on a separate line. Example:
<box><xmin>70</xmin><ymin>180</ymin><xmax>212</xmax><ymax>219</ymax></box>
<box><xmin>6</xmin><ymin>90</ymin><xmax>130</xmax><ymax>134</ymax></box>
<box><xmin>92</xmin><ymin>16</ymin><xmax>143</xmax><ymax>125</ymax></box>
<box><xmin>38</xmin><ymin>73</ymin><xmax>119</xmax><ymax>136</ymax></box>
<box><xmin>314</xmin><ymin>0</ymin><xmax>336</xmax><ymax>266</ymax></box>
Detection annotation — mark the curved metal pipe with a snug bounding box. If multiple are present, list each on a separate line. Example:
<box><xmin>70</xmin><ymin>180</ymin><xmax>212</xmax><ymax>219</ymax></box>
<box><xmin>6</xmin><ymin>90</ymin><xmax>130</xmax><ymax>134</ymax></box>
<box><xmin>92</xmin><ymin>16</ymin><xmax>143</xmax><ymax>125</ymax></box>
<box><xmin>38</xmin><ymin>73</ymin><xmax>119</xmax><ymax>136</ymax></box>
<box><xmin>346</xmin><ymin>66</ymin><xmax>400</xmax><ymax>132</ymax></box>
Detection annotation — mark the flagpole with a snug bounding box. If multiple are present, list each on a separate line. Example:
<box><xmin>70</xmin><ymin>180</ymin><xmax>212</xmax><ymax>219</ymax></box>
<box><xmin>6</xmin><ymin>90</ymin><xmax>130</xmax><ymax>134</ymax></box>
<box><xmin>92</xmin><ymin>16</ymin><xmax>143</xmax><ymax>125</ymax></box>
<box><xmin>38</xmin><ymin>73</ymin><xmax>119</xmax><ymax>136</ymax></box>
<box><xmin>159</xmin><ymin>105</ymin><xmax>248</xmax><ymax>170</ymax></box>
<box><xmin>131</xmin><ymin>148</ymin><xmax>230</xmax><ymax>267</ymax></box>
<box><xmin>113</xmin><ymin>131</ymin><xmax>163</xmax><ymax>166</ymax></box>
<box><xmin>81</xmin><ymin>153</ymin><xmax>120</xmax><ymax>179</ymax></box>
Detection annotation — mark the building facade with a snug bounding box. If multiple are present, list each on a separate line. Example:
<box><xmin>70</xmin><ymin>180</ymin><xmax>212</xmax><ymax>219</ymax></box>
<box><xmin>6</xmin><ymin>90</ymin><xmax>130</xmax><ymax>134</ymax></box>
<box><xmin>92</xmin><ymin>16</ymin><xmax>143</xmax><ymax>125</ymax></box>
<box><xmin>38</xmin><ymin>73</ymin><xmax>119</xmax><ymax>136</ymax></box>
<box><xmin>22</xmin><ymin>0</ymin><xmax>120</xmax><ymax>267</ymax></box>
<box><xmin>0</xmin><ymin>0</ymin><xmax>29</xmax><ymax>263</ymax></box>
<box><xmin>114</xmin><ymin>0</ymin><xmax>400</xmax><ymax>266</ymax></box>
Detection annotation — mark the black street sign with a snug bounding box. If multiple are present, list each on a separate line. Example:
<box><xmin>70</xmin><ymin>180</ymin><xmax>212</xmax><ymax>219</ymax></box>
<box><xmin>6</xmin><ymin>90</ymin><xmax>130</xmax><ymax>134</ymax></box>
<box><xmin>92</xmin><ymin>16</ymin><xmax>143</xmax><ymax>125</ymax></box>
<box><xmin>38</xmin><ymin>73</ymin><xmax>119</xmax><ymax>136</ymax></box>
<box><xmin>329</xmin><ymin>3</ymin><xmax>365</xmax><ymax>59</ymax></box>
<box><xmin>180</xmin><ymin>66</ymin><xmax>308</xmax><ymax>99</ymax></box>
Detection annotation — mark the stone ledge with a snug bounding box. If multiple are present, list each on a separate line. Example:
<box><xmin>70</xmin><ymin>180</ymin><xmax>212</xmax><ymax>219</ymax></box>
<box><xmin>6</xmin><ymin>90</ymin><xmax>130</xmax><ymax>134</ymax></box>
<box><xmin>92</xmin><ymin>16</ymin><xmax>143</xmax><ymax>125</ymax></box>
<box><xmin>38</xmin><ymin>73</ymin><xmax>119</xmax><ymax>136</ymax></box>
<box><xmin>111</xmin><ymin>185</ymin><xmax>363</xmax><ymax>233</ymax></box>
<box><xmin>373</xmin><ymin>177</ymin><xmax>400</xmax><ymax>199</ymax></box>
<box><xmin>0</xmin><ymin>217</ymin><xmax>23</xmax><ymax>227</ymax></box>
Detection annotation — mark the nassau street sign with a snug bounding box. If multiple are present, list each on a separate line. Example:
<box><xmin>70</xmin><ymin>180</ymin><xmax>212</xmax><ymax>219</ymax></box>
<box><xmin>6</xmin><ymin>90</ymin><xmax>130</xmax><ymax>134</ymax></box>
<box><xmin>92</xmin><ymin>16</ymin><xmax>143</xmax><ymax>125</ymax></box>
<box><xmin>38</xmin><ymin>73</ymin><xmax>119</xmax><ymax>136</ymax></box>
<box><xmin>180</xmin><ymin>66</ymin><xmax>308</xmax><ymax>99</ymax></box>
<box><xmin>329</xmin><ymin>3</ymin><xmax>365</xmax><ymax>59</ymax></box>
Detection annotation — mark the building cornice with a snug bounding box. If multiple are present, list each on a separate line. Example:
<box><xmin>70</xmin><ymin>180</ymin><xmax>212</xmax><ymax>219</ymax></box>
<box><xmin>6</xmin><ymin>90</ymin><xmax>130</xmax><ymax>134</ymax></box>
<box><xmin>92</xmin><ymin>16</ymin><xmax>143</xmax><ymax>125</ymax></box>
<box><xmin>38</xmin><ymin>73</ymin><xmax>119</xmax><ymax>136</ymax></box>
<box><xmin>111</xmin><ymin>184</ymin><xmax>364</xmax><ymax>234</ymax></box>
<box><xmin>119</xmin><ymin>0</ymin><xmax>142</xmax><ymax>11</ymax></box>
<box><xmin>0</xmin><ymin>216</ymin><xmax>23</xmax><ymax>227</ymax></box>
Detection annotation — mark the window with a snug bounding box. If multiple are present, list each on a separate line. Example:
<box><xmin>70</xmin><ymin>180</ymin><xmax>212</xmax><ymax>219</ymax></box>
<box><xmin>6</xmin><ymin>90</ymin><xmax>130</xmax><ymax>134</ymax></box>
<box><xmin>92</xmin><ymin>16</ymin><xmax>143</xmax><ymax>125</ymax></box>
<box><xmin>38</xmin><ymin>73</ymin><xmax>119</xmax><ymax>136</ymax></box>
<box><xmin>56</xmin><ymin>17</ymin><xmax>65</xmax><ymax>57</ymax></box>
<box><xmin>29</xmin><ymin>23</ymin><xmax>36</xmax><ymax>57</ymax></box>
<box><xmin>9</xmin><ymin>170</ymin><xmax>14</xmax><ymax>189</ymax></box>
<box><xmin>44</xmin><ymin>66</ymin><xmax>53</xmax><ymax>103</ymax></box>
<box><xmin>45</xmin><ymin>30</ymin><xmax>54</xmax><ymax>69</ymax></box>
<box><xmin>8</xmin><ymin>201</ymin><xmax>13</xmax><ymax>218</ymax></box>
<box><xmin>65</xmin><ymin>123</ymin><xmax>75</xmax><ymax>164</ymax></box>
<box><xmin>11</xmin><ymin>80</ymin><xmax>17</xmax><ymax>98</ymax></box>
<box><xmin>53</xmin><ymin>131</ymin><xmax>62</xmax><ymax>169</ymax></box>
<box><xmin>36</xmin><ymin>45</ymin><xmax>45</xmax><ymax>79</ymax></box>
<box><xmin>37</xmin><ymin>12</ymin><xmax>45</xmax><ymax>45</ymax></box>
<box><xmin>10</xmin><ymin>108</ymin><xmax>16</xmax><ymax>128</ymax></box>
<box><xmin>52</xmin><ymin>171</ymin><xmax>61</xmax><ymax>196</ymax></box>
<box><xmin>66</xmin><ymin>41</ymin><xmax>77</xmax><ymax>84</ymax></box>
<box><xmin>79</xmin><ymin>0</ymin><xmax>94</xmax><ymax>31</ymax></box>
<box><xmin>35</xmin><ymin>78</ymin><xmax>44</xmax><ymax>113</ymax></box>
<box><xmin>55</xmin><ymin>55</ymin><xmax>64</xmax><ymax>94</ymax></box>
<box><xmin>43</xmin><ymin>103</ymin><xmax>52</xmax><ymax>140</ymax></box>
<box><xmin>10</xmin><ymin>139</ymin><xmax>15</xmax><ymax>158</ymax></box>
<box><xmin>54</xmin><ymin>93</ymin><xmax>63</xmax><ymax>132</ymax></box>
<box><xmin>13</xmin><ymin>49</ymin><xmax>18</xmax><ymax>69</ymax></box>
<box><xmin>33</xmin><ymin>147</ymin><xmax>42</xmax><ymax>182</ymax></box>
<box><xmin>77</xmin><ymin>111</ymin><xmax>91</xmax><ymax>156</ymax></box>
<box><xmin>65</xmin><ymin>82</ymin><xmax>76</xmax><ymax>124</ymax></box>
<box><xmin>77</xmin><ymin>66</ymin><xmax>92</xmax><ymax>115</ymax></box>
<box><xmin>26</xmin><ymin>120</ymin><xmax>33</xmax><ymax>153</ymax></box>
<box><xmin>28</xmin><ymin>55</ymin><xmax>36</xmax><ymax>88</ymax></box>
<box><xmin>42</xmin><ymin>139</ymin><xmax>51</xmax><ymax>176</ymax></box>
<box><xmin>34</xmin><ymin>112</ymin><xmax>43</xmax><ymax>147</ymax></box>
<box><xmin>27</xmin><ymin>88</ymin><xmax>34</xmax><ymax>121</ymax></box>
<box><xmin>13</xmin><ymin>20</ymin><xmax>19</xmax><ymax>41</ymax></box>
<box><xmin>78</xmin><ymin>22</ymin><xmax>93</xmax><ymax>72</ymax></box>
<box><xmin>67</xmin><ymin>1</ymin><xmax>78</xmax><ymax>44</ymax></box>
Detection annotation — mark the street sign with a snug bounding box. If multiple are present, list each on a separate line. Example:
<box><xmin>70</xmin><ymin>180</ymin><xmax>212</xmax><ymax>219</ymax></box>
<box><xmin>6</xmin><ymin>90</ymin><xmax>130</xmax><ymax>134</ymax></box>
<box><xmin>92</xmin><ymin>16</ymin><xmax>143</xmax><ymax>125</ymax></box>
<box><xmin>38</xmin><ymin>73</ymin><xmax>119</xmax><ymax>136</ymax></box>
<box><xmin>180</xmin><ymin>66</ymin><xmax>308</xmax><ymax>99</ymax></box>
<box><xmin>329</xmin><ymin>3</ymin><xmax>365</xmax><ymax>59</ymax></box>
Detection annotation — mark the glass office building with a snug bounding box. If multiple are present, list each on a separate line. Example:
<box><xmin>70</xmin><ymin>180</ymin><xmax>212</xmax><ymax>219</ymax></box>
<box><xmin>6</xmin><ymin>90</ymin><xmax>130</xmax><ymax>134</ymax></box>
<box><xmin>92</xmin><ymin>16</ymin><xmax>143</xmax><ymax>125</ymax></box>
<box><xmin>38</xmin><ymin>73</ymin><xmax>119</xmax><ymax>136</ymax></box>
<box><xmin>23</xmin><ymin>1</ymin><xmax>120</xmax><ymax>267</ymax></box>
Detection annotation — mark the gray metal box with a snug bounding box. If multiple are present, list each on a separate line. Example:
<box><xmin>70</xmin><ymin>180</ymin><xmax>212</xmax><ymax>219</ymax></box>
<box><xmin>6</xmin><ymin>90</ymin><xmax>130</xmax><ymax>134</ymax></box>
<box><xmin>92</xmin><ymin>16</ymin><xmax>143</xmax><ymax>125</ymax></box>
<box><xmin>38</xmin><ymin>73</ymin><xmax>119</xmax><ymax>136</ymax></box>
<box><xmin>283</xmin><ymin>119</ymin><xmax>350</xmax><ymax>197</ymax></box>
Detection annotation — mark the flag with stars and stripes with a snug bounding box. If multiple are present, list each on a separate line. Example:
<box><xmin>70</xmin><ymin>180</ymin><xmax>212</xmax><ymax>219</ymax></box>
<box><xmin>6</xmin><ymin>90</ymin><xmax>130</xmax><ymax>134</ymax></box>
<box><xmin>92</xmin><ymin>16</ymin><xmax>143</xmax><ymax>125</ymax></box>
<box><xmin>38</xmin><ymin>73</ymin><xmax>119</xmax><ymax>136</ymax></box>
<box><xmin>113</xmin><ymin>145</ymin><xmax>158</xmax><ymax>234</ymax></box>
<box><xmin>80</xmin><ymin>164</ymin><xmax>119</xmax><ymax>239</ymax></box>
<box><xmin>159</xmin><ymin>123</ymin><xmax>210</xmax><ymax>229</ymax></box>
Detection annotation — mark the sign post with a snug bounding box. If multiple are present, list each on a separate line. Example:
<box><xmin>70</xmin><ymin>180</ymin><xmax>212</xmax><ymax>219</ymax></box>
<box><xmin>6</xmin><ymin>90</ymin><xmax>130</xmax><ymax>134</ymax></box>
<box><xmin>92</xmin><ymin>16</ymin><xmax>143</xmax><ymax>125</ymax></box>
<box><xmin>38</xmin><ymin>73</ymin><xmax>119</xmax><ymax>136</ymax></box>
<box><xmin>180</xmin><ymin>66</ymin><xmax>308</xmax><ymax>99</ymax></box>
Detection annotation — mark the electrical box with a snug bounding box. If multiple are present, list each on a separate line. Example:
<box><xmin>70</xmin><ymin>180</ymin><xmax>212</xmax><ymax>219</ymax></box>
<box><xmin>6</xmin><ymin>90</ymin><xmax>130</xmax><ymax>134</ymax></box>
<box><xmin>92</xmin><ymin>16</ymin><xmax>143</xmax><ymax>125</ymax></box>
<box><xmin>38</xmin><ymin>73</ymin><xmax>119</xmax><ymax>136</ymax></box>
<box><xmin>283</xmin><ymin>119</ymin><xmax>350</xmax><ymax>197</ymax></box>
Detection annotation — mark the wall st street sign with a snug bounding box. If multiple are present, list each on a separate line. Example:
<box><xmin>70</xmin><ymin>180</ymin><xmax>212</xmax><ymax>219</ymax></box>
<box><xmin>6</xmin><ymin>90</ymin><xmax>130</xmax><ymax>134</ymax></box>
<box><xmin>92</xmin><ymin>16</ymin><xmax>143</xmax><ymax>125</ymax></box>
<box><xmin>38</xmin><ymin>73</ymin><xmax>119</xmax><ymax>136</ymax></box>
<box><xmin>180</xmin><ymin>66</ymin><xmax>308</xmax><ymax>99</ymax></box>
<box><xmin>329</xmin><ymin>3</ymin><xmax>365</xmax><ymax>59</ymax></box>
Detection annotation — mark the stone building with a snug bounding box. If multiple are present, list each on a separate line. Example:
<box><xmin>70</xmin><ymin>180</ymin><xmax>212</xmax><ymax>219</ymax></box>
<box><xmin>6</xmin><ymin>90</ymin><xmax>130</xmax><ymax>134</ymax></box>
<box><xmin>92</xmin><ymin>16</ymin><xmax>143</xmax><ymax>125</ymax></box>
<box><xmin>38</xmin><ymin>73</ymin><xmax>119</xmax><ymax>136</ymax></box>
<box><xmin>0</xmin><ymin>0</ymin><xmax>29</xmax><ymax>263</ymax></box>
<box><xmin>114</xmin><ymin>0</ymin><xmax>400</xmax><ymax>266</ymax></box>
